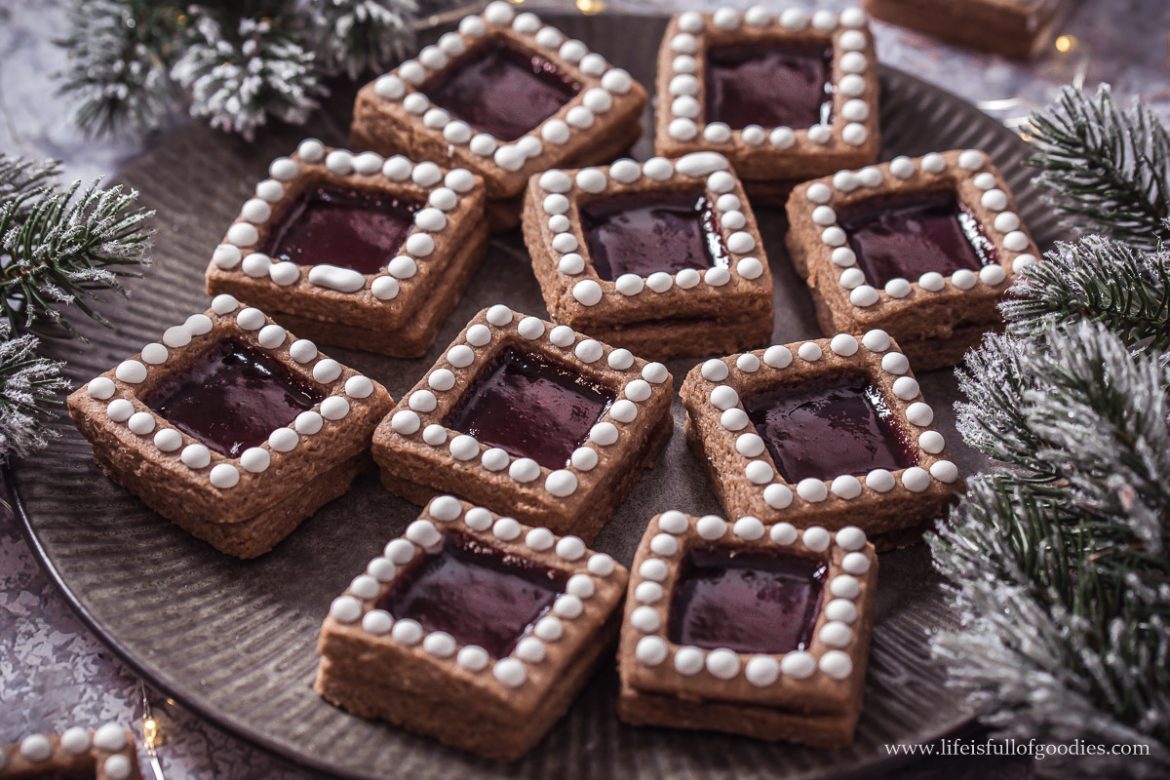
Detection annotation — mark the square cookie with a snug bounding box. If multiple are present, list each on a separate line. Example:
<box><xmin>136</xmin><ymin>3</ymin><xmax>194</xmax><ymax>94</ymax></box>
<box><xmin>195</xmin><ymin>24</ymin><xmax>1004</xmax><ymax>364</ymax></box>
<box><xmin>679</xmin><ymin>331</ymin><xmax>960</xmax><ymax>544</ymax></box>
<box><xmin>371</xmin><ymin>305</ymin><xmax>674</xmax><ymax>541</ymax></box>
<box><xmin>617</xmin><ymin>511</ymin><xmax>877</xmax><ymax>747</ymax></box>
<box><xmin>522</xmin><ymin>152</ymin><xmax>774</xmax><ymax>361</ymax></box>
<box><xmin>204</xmin><ymin>140</ymin><xmax>488</xmax><ymax>358</ymax></box>
<box><xmin>785</xmin><ymin>149</ymin><xmax>1041</xmax><ymax>370</ymax></box>
<box><xmin>315</xmin><ymin>495</ymin><xmax>628</xmax><ymax>761</ymax></box>
<box><xmin>67</xmin><ymin>296</ymin><xmax>393</xmax><ymax>558</ymax></box>
<box><xmin>351</xmin><ymin>1</ymin><xmax>647</xmax><ymax>232</ymax></box>
<box><xmin>0</xmin><ymin>724</ymin><xmax>140</xmax><ymax>779</ymax></box>
<box><xmin>654</xmin><ymin>7</ymin><xmax>879</xmax><ymax>199</ymax></box>
<box><xmin>863</xmin><ymin>0</ymin><xmax>1079</xmax><ymax>60</ymax></box>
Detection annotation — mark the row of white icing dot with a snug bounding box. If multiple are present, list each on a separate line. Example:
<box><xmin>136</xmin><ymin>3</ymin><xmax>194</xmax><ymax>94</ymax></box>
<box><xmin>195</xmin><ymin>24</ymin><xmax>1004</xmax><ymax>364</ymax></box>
<box><xmin>388</xmin><ymin>305</ymin><xmax>668</xmax><ymax>499</ymax></box>
<box><xmin>212</xmin><ymin>140</ymin><xmax>477</xmax><ymax>303</ymax></box>
<box><xmin>329</xmin><ymin>495</ymin><xmax>618</xmax><ymax>688</ymax></box>
<box><xmin>633</xmin><ymin>515</ymin><xmax>868</xmax><ymax>683</ymax></box>
<box><xmin>805</xmin><ymin>150</ymin><xmax>1035</xmax><ymax>308</ymax></box>
<box><xmin>85</xmin><ymin>296</ymin><xmax>373</xmax><ymax>490</ymax></box>
<box><xmin>536</xmin><ymin>152</ymin><xmax>764</xmax><ymax>306</ymax></box>
<box><xmin>700</xmin><ymin>330</ymin><xmax>958</xmax><ymax>507</ymax></box>
<box><xmin>373</xmin><ymin>1</ymin><xmax>635</xmax><ymax>173</ymax></box>
<box><xmin>667</xmin><ymin>7</ymin><xmax>870</xmax><ymax>148</ymax></box>
<box><xmin>6</xmin><ymin>724</ymin><xmax>133</xmax><ymax>779</ymax></box>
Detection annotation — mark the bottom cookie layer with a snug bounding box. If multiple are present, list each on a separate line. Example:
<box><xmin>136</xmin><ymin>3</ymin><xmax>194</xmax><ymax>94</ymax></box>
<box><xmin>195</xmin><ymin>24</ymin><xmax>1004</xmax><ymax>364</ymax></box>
<box><xmin>92</xmin><ymin>448</ymin><xmax>368</xmax><ymax>558</ymax></box>
<box><xmin>617</xmin><ymin>678</ymin><xmax>857</xmax><ymax>748</ymax></box>
<box><xmin>583</xmin><ymin>313</ymin><xmax>773</xmax><ymax>362</ymax></box>
<box><xmin>377</xmin><ymin>412</ymin><xmax>673</xmax><ymax>542</ymax></box>
<box><xmin>315</xmin><ymin>612</ymin><xmax>621</xmax><ymax>762</ymax></box>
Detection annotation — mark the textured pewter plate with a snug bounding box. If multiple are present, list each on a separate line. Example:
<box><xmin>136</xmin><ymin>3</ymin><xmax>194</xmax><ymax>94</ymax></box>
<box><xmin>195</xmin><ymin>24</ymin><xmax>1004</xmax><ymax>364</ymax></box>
<box><xmin>9</xmin><ymin>11</ymin><xmax>1061</xmax><ymax>780</ymax></box>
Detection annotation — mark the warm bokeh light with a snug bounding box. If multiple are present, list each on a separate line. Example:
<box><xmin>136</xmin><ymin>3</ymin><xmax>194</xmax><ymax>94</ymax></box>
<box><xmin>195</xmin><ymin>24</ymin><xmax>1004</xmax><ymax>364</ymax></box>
<box><xmin>577</xmin><ymin>0</ymin><xmax>607</xmax><ymax>14</ymax></box>
<box><xmin>1055</xmin><ymin>34</ymin><xmax>1077</xmax><ymax>53</ymax></box>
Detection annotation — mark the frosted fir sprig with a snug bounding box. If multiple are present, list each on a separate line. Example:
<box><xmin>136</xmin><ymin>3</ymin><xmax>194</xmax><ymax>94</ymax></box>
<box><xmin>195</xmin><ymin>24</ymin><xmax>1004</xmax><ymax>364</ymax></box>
<box><xmin>0</xmin><ymin>154</ymin><xmax>154</xmax><ymax>337</ymax></box>
<box><xmin>309</xmin><ymin>0</ymin><xmax>419</xmax><ymax>79</ymax></box>
<box><xmin>1003</xmin><ymin>235</ymin><xmax>1170</xmax><ymax>356</ymax></box>
<box><xmin>170</xmin><ymin>11</ymin><xmax>326</xmax><ymax>140</ymax></box>
<box><xmin>0</xmin><ymin>323</ymin><xmax>71</xmax><ymax>460</ymax></box>
<box><xmin>935</xmin><ymin>322</ymin><xmax>1170</xmax><ymax>777</ymax></box>
<box><xmin>1029</xmin><ymin>85</ymin><xmax>1170</xmax><ymax>250</ymax></box>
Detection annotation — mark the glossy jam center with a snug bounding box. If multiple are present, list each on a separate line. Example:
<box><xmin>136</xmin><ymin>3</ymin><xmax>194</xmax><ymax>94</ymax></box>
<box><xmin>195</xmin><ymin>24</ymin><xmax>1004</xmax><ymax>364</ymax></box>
<box><xmin>444</xmin><ymin>347</ymin><xmax>613</xmax><ymax>470</ymax></box>
<box><xmin>379</xmin><ymin>533</ymin><xmax>565</xmax><ymax>658</ymax></box>
<box><xmin>143</xmin><ymin>339</ymin><xmax>323</xmax><ymax>458</ymax></box>
<box><xmin>668</xmin><ymin>548</ymin><xmax>826</xmax><ymax>654</ymax></box>
<box><xmin>425</xmin><ymin>40</ymin><xmax>580</xmax><ymax>141</ymax></box>
<box><xmin>706</xmin><ymin>41</ymin><xmax>833</xmax><ymax>130</ymax></box>
<box><xmin>744</xmin><ymin>373</ymin><xmax>915</xmax><ymax>482</ymax></box>
<box><xmin>580</xmin><ymin>190</ymin><xmax>729</xmax><ymax>280</ymax></box>
<box><xmin>266</xmin><ymin>185</ymin><xmax>419</xmax><ymax>275</ymax></box>
<box><xmin>838</xmin><ymin>190</ymin><xmax>998</xmax><ymax>287</ymax></box>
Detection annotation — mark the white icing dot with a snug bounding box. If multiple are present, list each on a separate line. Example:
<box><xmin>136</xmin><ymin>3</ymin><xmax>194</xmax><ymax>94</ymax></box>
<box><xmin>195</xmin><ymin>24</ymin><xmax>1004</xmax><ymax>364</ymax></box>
<box><xmin>820</xmin><ymin>650</ymin><xmax>854</xmax><ymax>680</ymax></box>
<box><xmin>87</xmin><ymin>376</ymin><xmax>116</xmax><ymax>400</ymax></box>
<box><xmin>890</xmin><ymin>156</ymin><xmax>915</xmax><ymax>179</ymax></box>
<box><xmin>385</xmin><ymin>539</ymin><xmax>415</xmax><ymax>564</ymax></box>
<box><xmin>745</xmin><ymin>655</ymin><xmax>780</xmax><ymax>687</ymax></box>
<box><xmin>781</xmin><ymin>651</ymin><xmax>816</xmax><ymax>679</ymax></box>
<box><xmin>797</xmin><ymin>478</ymin><xmax>828</xmax><ymax>503</ymax></box>
<box><xmin>590</xmin><ymin>422</ymin><xmax>619</xmax><ymax>446</ymax></box>
<box><xmin>268</xmin><ymin>157</ymin><xmax>298</xmax><ymax>181</ymax></box>
<box><xmin>639</xmin><ymin>558</ymin><xmax>668</xmax><ymax>582</ymax></box>
<box><xmin>268</xmin><ymin>428</ymin><xmax>298</xmax><ymax>452</ymax></box>
<box><xmin>570</xmin><ymin>446</ymin><xmax>598</xmax><ymax>471</ymax></box>
<box><xmin>832</xmin><ymin>475</ymin><xmax>863</xmax><ymax>499</ymax></box>
<box><xmin>457</xmin><ymin>645</ymin><xmax>489</xmax><ymax>671</ymax></box>
<box><xmin>958</xmin><ymin>149</ymin><xmax>986</xmax><ymax>170</ymax></box>
<box><xmin>608</xmin><ymin>349</ymin><xmax>635</xmax><ymax>371</ymax></box>
<box><xmin>154</xmin><ymin>428</ymin><xmax>182</xmax><ymax>452</ymax></box>
<box><xmin>696</xmin><ymin>515</ymin><xmax>727</xmax><ymax>540</ymax></box>
<box><xmin>826</xmin><ymin>599</ymin><xmax>858</xmax><ymax>623</ymax></box>
<box><xmin>162</xmin><ymin>325</ymin><xmax>192</xmax><ymax>348</ymax></box>
<box><xmin>546</xmin><ymin>470</ymin><xmax>579</xmax><ymax>497</ymax></box>
<box><xmin>493</xmin><ymin>658</ymin><xmax>527</xmax><ymax>687</ymax></box>
<box><xmin>515</xmin><ymin>636</ymin><xmax>545</xmax><ymax>662</ymax></box>
<box><xmin>115</xmin><ymin>360</ymin><xmax>147</xmax><ymax>383</ymax></box>
<box><xmin>210</xmin><ymin>463</ymin><xmax>240</xmax><ymax>489</ymax></box>
<box><xmin>390</xmin><ymin>409</ymin><xmax>418</xmax><ymax>432</ymax></box>
<box><xmin>392</xmin><ymin>619</ymin><xmax>423</xmax><ymax>645</ymax></box>
<box><xmin>344</xmin><ymin>375</ymin><xmax>374</xmax><ymax>399</ymax></box>
<box><xmin>181</xmin><ymin>443</ymin><xmax>211</xmax><ymax>468</ymax></box>
<box><xmin>720</xmin><ymin>408</ymin><xmax>749</xmax><ymax>431</ymax></box>
<box><xmin>770</xmin><ymin>522</ymin><xmax>798</xmax><ymax>544</ymax></box>
<box><xmin>127</xmin><ymin>411</ymin><xmax>155</xmax><ymax>435</ymax></box>
<box><xmin>745</xmin><ymin>460</ymin><xmax>772</xmax><ymax>484</ymax></box>
<box><xmin>797</xmin><ymin>342</ymin><xmax>823</xmax><ymax>362</ymax></box>
<box><xmin>866</xmin><ymin>468</ymin><xmax>896</xmax><ymax>492</ymax></box>
<box><xmin>575</xmin><ymin>339</ymin><xmax>604</xmax><ymax>364</ymax></box>
<box><xmin>406</xmin><ymin>519</ymin><xmax>442</xmax><ymax>548</ymax></box>
<box><xmin>831</xmin><ymin>575</ymin><xmax>861</xmax><ymax>599</ymax></box>
<box><xmin>881</xmin><ymin>352</ymin><xmax>910</xmax><ymax>375</ymax></box>
<box><xmin>362</xmin><ymin>610</ymin><xmax>392</xmax><ymax>634</ymax></box>
<box><xmin>424</xmin><ymin>632</ymin><xmax>458</xmax><ymax>658</ymax></box>
<box><xmin>525</xmin><ymin>527</ymin><xmax>554</xmax><ymax>551</ymax></box>
<box><xmin>636</xmin><ymin>636</ymin><xmax>668</xmax><ymax>666</ymax></box>
<box><xmin>509</xmin><ymin>458</ymin><xmax>540</xmax><ymax>483</ymax></box>
<box><xmin>313</xmin><ymin>359</ymin><xmax>343</xmax><ymax>383</ymax></box>
<box><xmin>706</xmin><ymin>648</ymin><xmax>741</xmax><ymax>680</ymax></box>
<box><xmin>422</xmin><ymin>424</ymin><xmax>447</xmax><ymax>446</ymax></box>
<box><xmin>735</xmin><ymin>433</ymin><xmax>765</xmax><ymax>458</ymax></box>
<box><xmin>922</xmin><ymin>152</ymin><xmax>946</xmax><ymax>173</ymax></box>
<box><xmin>733</xmin><ymin>516</ymin><xmax>765</xmax><ymax>540</ymax></box>
<box><xmin>60</xmin><ymin>726</ymin><xmax>91</xmax><ymax>755</ymax></box>
<box><xmin>536</xmin><ymin>615</ymin><xmax>565</xmax><ymax>640</ymax></box>
<box><xmin>588</xmin><ymin>553</ymin><xmax>615</xmax><ymax>576</ymax></box>
<box><xmin>931</xmin><ymin>460</ymin><xmax>960</xmax><ymax>483</ymax></box>
<box><xmin>555</xmin><ymin>594</ymin><xmax>584</xmax><ymax>618</ymax></box>
<box><xmin>107</xmin><ymin>398</ymin><xmax>133</xmax><ymax>422</ymax></box>
<box><xmin>650</xmin><ymin>533</ymin><xmax>678</xmax><ymax>557</ymax></box>
<box><xmin>842</xmin><ymin>552</ymin><xmax>871</xmax><ymax>576</ymax></box>
<box><xmin>674</xmin><ymin>646</ymin><xmax>705</xmax><ymax>675</ymax></box>
<box><xmin>289</xmin><ymin>339</ymin><xmax>318</xmax><ymax>363</ymax></box>
<box><xmin>572</xmin><ymin>280</ymin><xmax>603</xmax><ymax>306</ymax></box>
<box><xmin>902</xmin><ymin>466</ymin><xmax>932</xmax><ymax>492</ymax></box>
<box><xmin>830</xmin><ymin>334</ymin><xmax>859</xmax><ymax>356</ymax></box>
<box><xmin>906</xmin><ymin>401</ymin><xmax>935</xmax><ymax>427</ymax></box>
<box><xmin>635</xmin><ymin>581</ymin><xmax>664</xmax><ymax>604</ymax></box>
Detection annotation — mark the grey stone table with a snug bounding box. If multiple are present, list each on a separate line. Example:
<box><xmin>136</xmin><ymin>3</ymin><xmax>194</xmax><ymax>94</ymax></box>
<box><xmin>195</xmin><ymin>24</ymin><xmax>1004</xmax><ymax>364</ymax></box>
<box><xmin>2</xmin><ymin>0</ymin><xmax>1167</xmax><ymax>777</ymax></box>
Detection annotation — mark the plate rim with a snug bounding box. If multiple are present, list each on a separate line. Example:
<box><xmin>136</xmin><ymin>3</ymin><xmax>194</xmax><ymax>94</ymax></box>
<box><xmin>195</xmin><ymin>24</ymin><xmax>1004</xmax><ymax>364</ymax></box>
<box><xmin>3</xmin><ymin>49</ymin><xmax>1019</xmax><ymax>778</ymax></box>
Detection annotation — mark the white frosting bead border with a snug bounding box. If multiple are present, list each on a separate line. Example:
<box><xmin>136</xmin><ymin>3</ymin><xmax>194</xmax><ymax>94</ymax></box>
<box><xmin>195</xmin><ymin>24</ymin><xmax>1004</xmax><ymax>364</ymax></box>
<box><xmin>1</xmin><ymin>724</ymin><xmax>135</xmax><ymax>780</ymax></box>
<box><xmin>795</xmin><ymin>149</ymin><xmax>1038</xmax><ymax>311</ymax></box>
<box><xmin>622</xmin><ymin>512</ymin><xmax>875</xmax><ymax>695</ymax></box>
<box><xmin>80</xmin><ymin>300</ymin><xmax>379</xmax><ymax>491</ymax></box>
<box><xmin>382</xmin><ymin>305</ymin><xmax>671</xmax><ymax>503</ymax></box>
<box><xmin>366</xmin><ymin>2</ymin><xmax>642</xmax><ymax>180</ymax></box>
<box><xmin>531</xmin><ymin>153</ymin><xmax>770</xmax><ymax>309</ymax></box>
<box><xmin>209</xmin><ymin>141</ymin><xmax>481</xmax><ymax>310</ymax></box>
<box><xmin>325</xmin><ymin>495</ymin><xmax>626</xmax><ymax>697</ymax></box>
<box><xmin>683</xmin><ymin>333</ymin><xmax>960</xmax><ymax>517</ymax></box>
<box><xmin>658</xmin><ymin>7</ymin><xmax>878</xmax><ymax>155</ymax></box>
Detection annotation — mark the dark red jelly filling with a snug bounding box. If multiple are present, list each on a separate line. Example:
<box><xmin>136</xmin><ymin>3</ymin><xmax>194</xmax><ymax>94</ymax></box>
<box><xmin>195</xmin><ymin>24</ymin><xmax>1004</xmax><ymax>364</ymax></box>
<box><xmin>266</xmin><ymin>184</ymin><xmax>420</xmax><ymax>275</ymax></box>
<box><xmin>743</xmin><ymin>373</ymin><xmax>916</xmax><ymax>483</ymax></box>
<box><xmin>837</xmin><ymin>190</ymin><xmax>998</xmax><ymax>287</ymax></box>
<box><xmin>705</xmin><ymin>41</ymin><xmax>833</xmax><ymax>130</ymax></box>
<box><xmin>425</xmin><ymin>39</ymin><xmax>580</xmax><ymax>141</ymax></box>
<box><xmin>668</xmin><ymin>548</ymin><xmax>827</xmax><ymax>654</ymax></box>
<box><xmin>580</xmin><ymin>190</ymin><xmax>729</xmax><ymax>280</ymax></box>
<box><xmin>143</xmin><ymin>339</ymin><xmax>322</xmax><ymax>458</ymax></box>
<box><xmin>379</xmin><ymin>532</ymin><xmax>566</xmax><ymax>658</ymax></box>
<box><xmin>443</xmin><ymin>347</ymin><xmax>613</xmax><ymax>470</ymax></box>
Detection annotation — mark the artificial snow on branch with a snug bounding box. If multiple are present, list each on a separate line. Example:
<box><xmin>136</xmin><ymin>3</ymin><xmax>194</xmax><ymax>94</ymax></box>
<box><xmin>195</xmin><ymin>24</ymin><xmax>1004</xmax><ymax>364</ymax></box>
<box><xmin>0</xmin><ymin>323</ymin><xmax>70</xmax><ymax>460</ymax></box>
<box><xmin>1029</xmin><ymin>85</ymin><xmax>1170</xmax><ymax>250</ymax></box>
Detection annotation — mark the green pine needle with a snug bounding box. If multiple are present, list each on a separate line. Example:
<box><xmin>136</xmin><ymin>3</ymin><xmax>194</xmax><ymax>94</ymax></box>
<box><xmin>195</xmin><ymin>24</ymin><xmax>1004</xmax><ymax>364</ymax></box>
<box><xmin>1028</xmin><ymin>85</ymin><xmax>1170</xmax><ymax>250</ymax></box>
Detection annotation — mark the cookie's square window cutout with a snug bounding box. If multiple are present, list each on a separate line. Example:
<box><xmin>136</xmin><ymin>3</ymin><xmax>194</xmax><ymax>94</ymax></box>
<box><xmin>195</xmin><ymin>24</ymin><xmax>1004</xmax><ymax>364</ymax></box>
<box><xmin>442</xmin><ymin>346</ymin><xmax>615</xmax><ymax>470</ymax></box>
<box><xmin>705</xmin><ymin>41</ymin><xmax>834</xmax><ymax>130</ymax></box>
<box><xmin>668</xmin><ymin>547</ymin><xmax>827</xmax><ymax>654</ymax></box>
<box><xmin>579</xmin><ymin>189</ymin><xmax>730</xmax><ymax>280</ymax></box>
<box><xmin>742</xmin><ymin>372</ymin><xmax>916</xmax><ymax>483</ymax></box>
<box><xmin>425</xmin><ymin>38</ymin><xmax>581</xmax><ymax>142</ymax></box>
<box><xmin>836</xmin><ymin>189</ymin><xmax>998</xmax><ymax>288</ymax></box>
<box><xmin>378</xmin><ymin>530</ymin><xmax>568</xmax><ymax>658</ymax></box>
<box><xmin>142</xmin><ymin>338</ymin><xmax>323</xmax><ymax>458</ymax></box>
<box><xmin>265</xmin><ymin>184</ymin><xmax>423</xmax><ymax>275</ymax></box>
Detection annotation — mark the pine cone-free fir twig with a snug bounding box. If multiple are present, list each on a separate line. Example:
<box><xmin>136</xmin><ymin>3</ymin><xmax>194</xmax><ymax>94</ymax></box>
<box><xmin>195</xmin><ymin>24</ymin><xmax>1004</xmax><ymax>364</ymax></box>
<box><xmin>934</xmin><ymin>322</ymin><xmax>1170</xmax><ymax>778</ymax></box>
<box><xmin>56</xmin><ymin>0</ymin><xmax>184</xmax><ymax>136</ymax></box>
<box><xmin>1029</xmin><ymin>85</ymin><xmax>1170</xmax><ymax>250</ymax></box>
<box><xmin>1003</xmin><ymin>235</ymin><xmax>1170</xmax><ymax>355</ymax></box>
<box><xmin>0</xmin><ymin>154</ymin><xmax>154</xmax><ymax>337</ymax></box>
<box><xmin>0</xmin><ymin>323</ymin><xmax>70</xmax><ymax>460</ymax></box>
<box><xmin>309</xmin><ymin>0</ymin><xmax>419</xmax><ymax>80</ymax></box>
<box><xmin>170</xmin><ymin>8</ymin><xmax>326</xmax><ymax>140</ymax></box>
